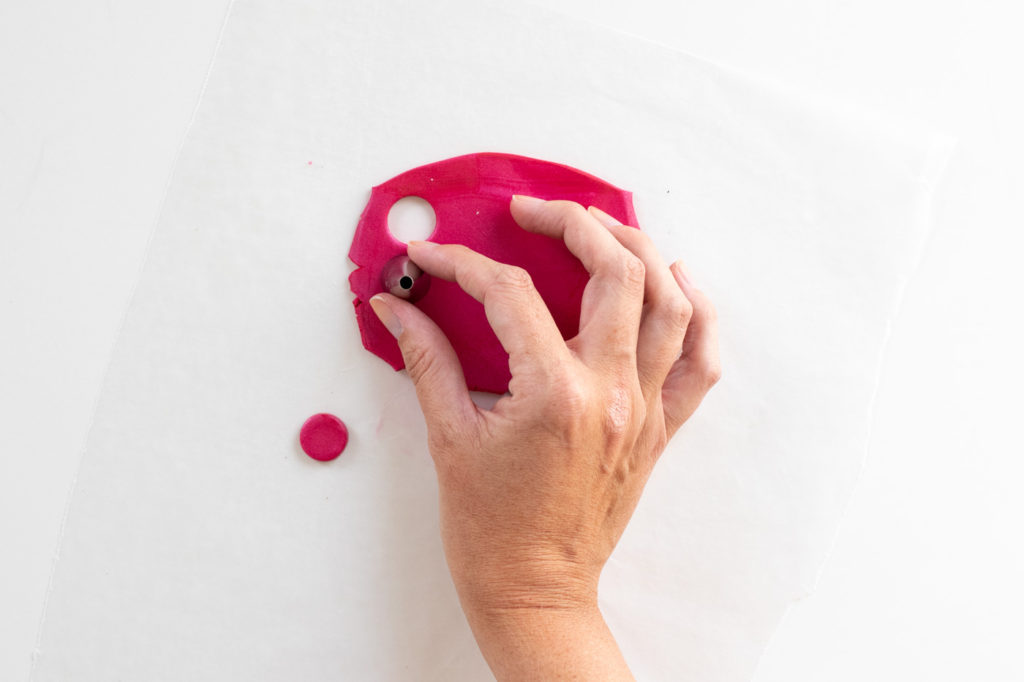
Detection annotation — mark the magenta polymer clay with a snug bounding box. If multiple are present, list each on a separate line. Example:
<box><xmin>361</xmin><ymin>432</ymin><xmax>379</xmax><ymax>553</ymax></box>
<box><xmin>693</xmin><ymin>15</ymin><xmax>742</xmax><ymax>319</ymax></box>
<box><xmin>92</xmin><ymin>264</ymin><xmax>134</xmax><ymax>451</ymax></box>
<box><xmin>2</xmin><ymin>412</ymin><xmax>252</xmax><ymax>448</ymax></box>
<box><xmin>348</xmin><ymin>152</ymin><xmax>639</xmax><ymax>394</ymax></box>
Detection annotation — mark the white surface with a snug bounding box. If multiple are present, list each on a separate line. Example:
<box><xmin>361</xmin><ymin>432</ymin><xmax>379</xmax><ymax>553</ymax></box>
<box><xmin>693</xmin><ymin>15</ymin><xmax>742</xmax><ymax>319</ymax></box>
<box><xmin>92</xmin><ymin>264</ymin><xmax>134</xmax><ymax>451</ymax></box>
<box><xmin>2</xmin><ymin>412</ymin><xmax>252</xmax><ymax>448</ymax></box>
<box><xmin>27</xmin><ymin>1</ymin><xmax>947</xmax><ymax>679</ymax></box>
<box><xmin>387</xmin><ymin>196</ymin><xmax>437</xmax><ymax>244</ymax></box>
<box><xmin>2</xmin><ymin>1</ymin><xmax>1021</xmax><ymax>681</ymax></box>
<box><xmin>0</xmin><ymin>2</ymin><xmax>232</xmax><ymax>680</ymax></box>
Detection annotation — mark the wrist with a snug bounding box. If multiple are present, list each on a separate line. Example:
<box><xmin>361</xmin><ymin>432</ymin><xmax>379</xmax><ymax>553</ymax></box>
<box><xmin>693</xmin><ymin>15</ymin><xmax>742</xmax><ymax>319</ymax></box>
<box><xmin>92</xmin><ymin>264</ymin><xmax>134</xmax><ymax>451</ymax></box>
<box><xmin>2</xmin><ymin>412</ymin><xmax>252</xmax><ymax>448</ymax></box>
<box><xmin>463</xmin><ymin>594</ymin><xmax>601</xmax><ymax>643</ymax></box>
<box><xmin>466</xmin><ymin>599</ymin><xmax>600</xmax><ymax>639</ymax></box>
<box><xmin>463</xmin><ymin>601</ymin><xmax>633</xmax><ymax>682</ymax></box>
<box><xmin>456</xmin><ymin>566</ymin><xmax>599</xmax><ymax>619</ymax></box>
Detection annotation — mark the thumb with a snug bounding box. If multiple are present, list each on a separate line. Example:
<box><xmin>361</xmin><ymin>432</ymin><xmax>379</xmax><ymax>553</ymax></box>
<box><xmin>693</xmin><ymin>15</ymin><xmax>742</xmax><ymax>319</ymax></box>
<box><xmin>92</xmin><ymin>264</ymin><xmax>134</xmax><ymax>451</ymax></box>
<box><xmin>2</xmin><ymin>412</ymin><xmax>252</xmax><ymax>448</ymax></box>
<box><xmin>369</xmin><ymin>293</ymin><xmax>477</xmax><ymax>435</ymax></box>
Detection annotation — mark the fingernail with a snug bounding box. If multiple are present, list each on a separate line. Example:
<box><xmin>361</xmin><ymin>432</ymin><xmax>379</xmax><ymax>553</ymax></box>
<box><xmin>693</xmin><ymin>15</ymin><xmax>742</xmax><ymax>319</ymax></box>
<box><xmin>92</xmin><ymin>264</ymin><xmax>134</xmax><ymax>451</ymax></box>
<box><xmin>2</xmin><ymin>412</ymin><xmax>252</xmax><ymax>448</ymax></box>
<box><xmin>587</xmin><ymin>205</ymin><xmax>621</xmax><ymax>228</ymax></box>
<box><xmin>511</xmin><ymin>194</ymin><xmax>545</xmax><ymax>207</ymax></box>
<box><xmin>407</xmin><ymin>240</ymin><xmax>437</xmax><ymax>251</ymax></box>
<box><xmin>369</xmin><ymin>294</ymin><xmax>403</xmax><ymax>338</ymax></box>
<box><xmin>672</xmin><ymin>259</ymin><xmax>694</xmax><ymax>286</ymax></box>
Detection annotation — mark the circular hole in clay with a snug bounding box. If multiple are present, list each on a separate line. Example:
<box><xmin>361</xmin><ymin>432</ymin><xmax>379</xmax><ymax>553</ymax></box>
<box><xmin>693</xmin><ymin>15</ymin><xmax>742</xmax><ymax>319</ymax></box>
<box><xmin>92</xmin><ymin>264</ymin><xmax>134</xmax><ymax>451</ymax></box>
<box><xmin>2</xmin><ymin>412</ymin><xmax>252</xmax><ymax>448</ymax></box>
<box><xmin>399</xmin><ymin>275</ymin><xmax>414</xmax><ymax>290</ymax></box>
<box><xmin>387</xmin><ymin>195</ymin><xmax>436</xmax><ymax>243</ymax></box>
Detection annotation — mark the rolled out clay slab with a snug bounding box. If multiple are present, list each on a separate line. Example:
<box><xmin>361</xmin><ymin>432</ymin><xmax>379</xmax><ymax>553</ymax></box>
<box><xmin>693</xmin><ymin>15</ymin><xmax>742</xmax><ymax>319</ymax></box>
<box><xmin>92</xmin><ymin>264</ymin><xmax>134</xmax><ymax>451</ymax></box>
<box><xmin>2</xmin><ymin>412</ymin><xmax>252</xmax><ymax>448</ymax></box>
<box><xmin>348</xmin><ymin>152</ymin><xmax>638</xmax><ymax>393</ymax></box>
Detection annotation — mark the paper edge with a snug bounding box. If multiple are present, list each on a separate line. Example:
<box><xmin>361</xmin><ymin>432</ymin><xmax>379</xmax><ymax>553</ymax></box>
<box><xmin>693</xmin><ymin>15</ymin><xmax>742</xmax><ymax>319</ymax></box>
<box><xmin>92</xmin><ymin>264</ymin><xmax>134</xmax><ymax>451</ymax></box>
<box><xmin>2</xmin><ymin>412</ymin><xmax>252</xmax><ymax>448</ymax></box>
<box><xmin>748</xmin><ymin>134</ymin><xmax>958</xmax><ymax>681</ymax></box>
<box><xmin>27</xmin><ymin>1</ymin><xmax>240</xmax><ymax>678</ymax></box>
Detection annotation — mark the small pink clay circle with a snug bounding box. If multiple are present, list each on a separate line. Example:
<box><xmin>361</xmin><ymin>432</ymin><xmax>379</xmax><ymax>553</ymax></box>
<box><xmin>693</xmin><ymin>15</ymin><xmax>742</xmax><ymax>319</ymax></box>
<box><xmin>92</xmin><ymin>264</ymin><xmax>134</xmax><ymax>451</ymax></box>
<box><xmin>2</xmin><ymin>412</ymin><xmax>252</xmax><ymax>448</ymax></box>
<box><xmin>300</xmin><ymin>413</ymin><xmax>348</xmax><ymax>461</ymax></box>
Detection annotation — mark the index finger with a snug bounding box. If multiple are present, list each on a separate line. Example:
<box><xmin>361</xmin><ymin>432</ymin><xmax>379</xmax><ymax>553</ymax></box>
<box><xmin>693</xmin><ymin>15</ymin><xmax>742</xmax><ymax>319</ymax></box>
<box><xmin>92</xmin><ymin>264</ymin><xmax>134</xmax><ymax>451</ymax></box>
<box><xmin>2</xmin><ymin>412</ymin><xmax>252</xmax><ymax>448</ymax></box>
<box><xmin>509</xmin><ymin>196</ymin><xmax>645</xmax><ymax>365</ymax></box>
<box><xmin>407</xmin><ymin>240</ymin><xmax>569</xmax><ymax>376</ymax></box>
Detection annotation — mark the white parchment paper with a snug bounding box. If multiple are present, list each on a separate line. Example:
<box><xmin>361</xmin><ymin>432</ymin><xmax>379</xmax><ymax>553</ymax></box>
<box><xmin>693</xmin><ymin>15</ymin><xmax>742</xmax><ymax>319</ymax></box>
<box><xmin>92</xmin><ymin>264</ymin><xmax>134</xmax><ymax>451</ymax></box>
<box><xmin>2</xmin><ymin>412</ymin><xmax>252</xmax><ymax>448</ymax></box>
<box><xmin>32</xmin><ymin>0</ymin><xmax>951</xmax><ymax>679</ymax></box>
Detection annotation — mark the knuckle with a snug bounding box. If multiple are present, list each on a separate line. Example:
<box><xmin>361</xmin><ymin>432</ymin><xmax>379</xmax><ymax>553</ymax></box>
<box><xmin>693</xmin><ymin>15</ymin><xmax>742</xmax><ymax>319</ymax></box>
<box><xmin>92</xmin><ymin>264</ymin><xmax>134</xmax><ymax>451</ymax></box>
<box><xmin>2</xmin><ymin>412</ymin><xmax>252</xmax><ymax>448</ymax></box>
<box><xmin>602</xmin><ymin>383</ymin><xmax>644</xmax><ymax>439</ymax></box>
<box><xmin>702</xmin><ymin>360</ymin><xmax>723</xmax><ymax>388</ymax></box>
<box><xmin>659</xmin><ymin>292</ymin><xmax>693</xmax><ymax>330</ymax></box>
<box><xmin>544</xmin><ymin>201</ymin><xmax>588</xmax><ymax>233</ymax></box>
<box><xmin>625</xmin><ymin>254</ymin><xmax>646</xmax><ymax>282</ymax></box>
<box><xmin>447</xmin><ymin>243</ymin><xmax>474</xmax><ymax>259</ymax></box>
<box><xmin>679</xmin><ymin>295</ymin><xmax>695</xmax><ymax>324</ymax></box>
<box><xmin>558</xmin><ymin>203</ymin><xmax>592</xmax><ymax>235</ymax></box>
<box><xmin>690</xmin><ymin>290</ymin><xmax>718</xmax><ymax>324</ymax></box>
<box><xmin>605</xmin><ymin>253</ymin><xmax>645</xmax><ymax>286</ymax></box>
<box><xmin>550</xmin><ymin>375</ymin><xmax>589</xmax><ymax>419</ymax></box>
<box><xmin>493</xmin><ymin>265</ymin><xmax>534</xmax><ymax>293</ymax></box>
<box><xmin>557</xmin><ymin>201</ymin><xmax>589</xmax><ymax>223</ymax></box>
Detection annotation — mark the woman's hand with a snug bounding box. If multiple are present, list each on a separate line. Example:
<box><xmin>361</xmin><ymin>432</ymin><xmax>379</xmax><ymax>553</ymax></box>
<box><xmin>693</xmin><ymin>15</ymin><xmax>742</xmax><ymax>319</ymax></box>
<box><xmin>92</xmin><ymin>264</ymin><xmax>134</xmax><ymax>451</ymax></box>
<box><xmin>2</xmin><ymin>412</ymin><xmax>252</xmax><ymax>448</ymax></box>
<box><xmin>369</xmin><ymin>195</ymin><xmax>720</xmax><ymax>680</ymax></box>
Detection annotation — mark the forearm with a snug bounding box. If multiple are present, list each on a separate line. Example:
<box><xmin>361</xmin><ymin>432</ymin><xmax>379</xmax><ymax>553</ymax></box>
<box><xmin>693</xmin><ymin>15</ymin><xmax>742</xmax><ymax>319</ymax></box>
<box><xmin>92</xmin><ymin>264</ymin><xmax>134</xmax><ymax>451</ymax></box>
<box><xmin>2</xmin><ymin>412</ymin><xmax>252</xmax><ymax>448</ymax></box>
<box><xmin>464</xmin><ymin>604</ymin><xmax>634</xmax><ymax>681</ymax></box>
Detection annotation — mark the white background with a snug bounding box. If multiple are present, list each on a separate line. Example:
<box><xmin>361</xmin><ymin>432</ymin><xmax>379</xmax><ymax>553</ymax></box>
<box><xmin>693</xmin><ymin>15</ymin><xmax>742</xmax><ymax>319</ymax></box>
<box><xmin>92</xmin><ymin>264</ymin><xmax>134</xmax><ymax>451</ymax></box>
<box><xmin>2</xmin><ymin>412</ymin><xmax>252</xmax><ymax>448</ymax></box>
<box><xmin>1</xmin><ymin>1</ymin><xmax>1021</xmax><ymax>680</ymax></box>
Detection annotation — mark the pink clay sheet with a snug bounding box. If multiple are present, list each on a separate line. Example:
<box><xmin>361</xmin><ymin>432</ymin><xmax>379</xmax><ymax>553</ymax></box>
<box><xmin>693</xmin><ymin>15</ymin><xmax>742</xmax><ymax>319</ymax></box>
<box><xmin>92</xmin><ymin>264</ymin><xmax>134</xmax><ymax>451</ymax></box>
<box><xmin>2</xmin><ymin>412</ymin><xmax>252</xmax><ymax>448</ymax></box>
<box><xmin>31</xmin><ymin>1</ymin><xmax>953</xmax><ymax>681</ymax></box>
<box><xmin>349</xmin><ymin>152</ymin><xmax>638</xmax><ymax>393</ymax></box>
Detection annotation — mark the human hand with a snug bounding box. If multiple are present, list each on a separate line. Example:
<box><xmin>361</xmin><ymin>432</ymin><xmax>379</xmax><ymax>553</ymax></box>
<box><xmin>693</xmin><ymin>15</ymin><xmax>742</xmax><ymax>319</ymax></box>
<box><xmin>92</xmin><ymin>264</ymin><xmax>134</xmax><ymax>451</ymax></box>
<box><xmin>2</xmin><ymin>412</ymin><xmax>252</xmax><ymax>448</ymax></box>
<box><xmin>369</xmin><ymin>195</ymin><xmax>720</xmax><ymax>680</ymax></box>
